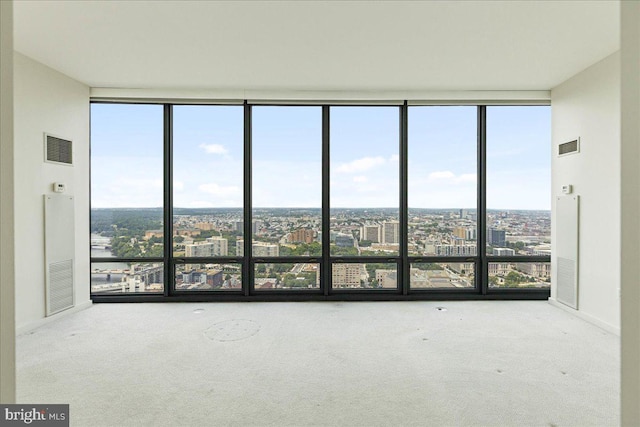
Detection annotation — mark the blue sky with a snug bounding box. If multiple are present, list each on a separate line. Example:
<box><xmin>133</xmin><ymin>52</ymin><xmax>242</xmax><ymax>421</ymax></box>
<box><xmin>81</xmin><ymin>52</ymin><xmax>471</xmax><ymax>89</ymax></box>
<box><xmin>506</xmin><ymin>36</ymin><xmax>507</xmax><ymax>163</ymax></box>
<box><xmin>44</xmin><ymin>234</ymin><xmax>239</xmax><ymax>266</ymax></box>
<box><xmin>91</xmin><ymin>104</ymin><xmax>551</xmax><ymax>210</ymax></box>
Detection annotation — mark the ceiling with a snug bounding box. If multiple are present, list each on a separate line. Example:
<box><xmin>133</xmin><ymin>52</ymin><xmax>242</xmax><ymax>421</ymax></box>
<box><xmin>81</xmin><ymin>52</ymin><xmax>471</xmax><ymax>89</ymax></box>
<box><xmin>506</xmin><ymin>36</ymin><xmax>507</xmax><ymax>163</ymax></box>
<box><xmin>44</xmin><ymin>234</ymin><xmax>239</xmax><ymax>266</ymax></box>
<box><xmin>13</xmin><ymin>0</ymin><xmax>620</xmax><ymax>92</ymax></box>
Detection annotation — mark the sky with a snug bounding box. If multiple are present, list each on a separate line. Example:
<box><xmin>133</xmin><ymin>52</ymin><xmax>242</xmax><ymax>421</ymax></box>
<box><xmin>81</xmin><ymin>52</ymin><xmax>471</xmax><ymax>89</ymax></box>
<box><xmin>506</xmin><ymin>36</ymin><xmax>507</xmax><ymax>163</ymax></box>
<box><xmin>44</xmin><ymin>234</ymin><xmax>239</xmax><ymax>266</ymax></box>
<box><xmin>90</xmin><ymin>104</ymin><xmax>551</xmax><ymax>210</ymax></box>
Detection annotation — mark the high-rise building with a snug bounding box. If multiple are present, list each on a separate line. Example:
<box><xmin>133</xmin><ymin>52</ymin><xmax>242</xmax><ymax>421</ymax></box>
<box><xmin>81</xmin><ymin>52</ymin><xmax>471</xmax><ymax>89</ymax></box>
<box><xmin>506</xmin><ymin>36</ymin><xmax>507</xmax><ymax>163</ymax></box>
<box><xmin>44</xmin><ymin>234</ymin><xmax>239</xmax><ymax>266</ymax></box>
<box><xmin>360</xmin><ymin>224</ymin><xmax>381</xmax><ymax>243</ymax></box>
<box><xmin>382</xmin><ymin>221</ymin><xmax>399</xmax><ymax>244</ymax></box>
<box><xmin>488</xmin><ymin>228</ymin><xmax>506</xmax><ymax>247</ymax></box>
<box><xmin>454</xmin><ymin>226</ymin><xmax>477</xmax><ymax>240</ymax></box>
<box><xmin>332</xmin><ymin>263</ymin><xmax>362</xmax><ymax>288</ymax></box>
<box><xmin>236</xmin><ymin>240</ymin><xmax>279</xmax><ymax>257</ymax></box>
<box><xmin>289</xmin><ymin>229</ymin><xmax>315</xmax><ymax>244</ymax></box>
<box><xmin>185</xmin><ymin>236</ymin><xmax>228</xmax><ymax>257</ymax></box>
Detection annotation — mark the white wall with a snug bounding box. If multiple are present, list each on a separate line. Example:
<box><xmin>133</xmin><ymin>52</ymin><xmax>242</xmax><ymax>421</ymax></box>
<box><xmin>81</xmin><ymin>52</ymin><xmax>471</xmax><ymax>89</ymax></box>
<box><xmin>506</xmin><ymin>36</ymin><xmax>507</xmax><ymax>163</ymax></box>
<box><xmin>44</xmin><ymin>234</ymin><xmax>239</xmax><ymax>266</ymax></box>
<box><xmin>13</xmin><ymin>52</ymin><xmax>91</xmax><ymax>330</ymax></box>
<box><xmin>550</xmin><ymin>51</ymin><xmax>621</xmax><ymax>332</ymax></box>
<box><xmin>620</xmin><ymin>1</ymin><xmax>640</xmax><ymax>424</ymax></box>
<box><xmin>0</xmin><ymin>0</ymin><xmax>16</xmax><ymax>404</ymax></box>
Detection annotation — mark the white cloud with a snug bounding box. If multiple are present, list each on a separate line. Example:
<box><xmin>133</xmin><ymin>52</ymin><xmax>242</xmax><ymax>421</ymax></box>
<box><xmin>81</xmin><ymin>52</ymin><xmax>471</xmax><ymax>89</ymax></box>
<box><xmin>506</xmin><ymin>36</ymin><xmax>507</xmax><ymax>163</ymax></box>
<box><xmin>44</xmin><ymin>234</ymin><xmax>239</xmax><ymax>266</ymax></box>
<box><xmin>353</xmin><ymin>176</ymin><xmax>368</xmax><ymax>183</ymax></box>
<box><xmin>456</xmin><ymin>174</ymin><xmax>477</xmax><ymax>183</ymax></box>
<box><xmin>198</xmin><ymin>183</ymin><xmax>241</xmax><ymax>197</ymax></box>
<box><xmin>427</xmin><ymin>171</ymin><xmax>456</xmax><ymax>181</ymax></box>
<box><xmin>426</xmin><ymin>171</ymin><xmax>476</xmax><ymax>184</ymax></box>
<box><xmin>199</xmin><ymin>143</ymin><xmax>228</xmax><ymax>155</ymax></box>
<box><xmin>336</xmin><ymin>156</ymin><xmax>385</xmax><ymax>174</ymax></box>
<box><xmin>173</xmin><ymin>181</ymin><xmax>184</xmax><ymax>191</ymax></box>
<box><xmin>389</xmin><ymin>154</ymin><xmax>399</xmax><ymax>162</ymax></box>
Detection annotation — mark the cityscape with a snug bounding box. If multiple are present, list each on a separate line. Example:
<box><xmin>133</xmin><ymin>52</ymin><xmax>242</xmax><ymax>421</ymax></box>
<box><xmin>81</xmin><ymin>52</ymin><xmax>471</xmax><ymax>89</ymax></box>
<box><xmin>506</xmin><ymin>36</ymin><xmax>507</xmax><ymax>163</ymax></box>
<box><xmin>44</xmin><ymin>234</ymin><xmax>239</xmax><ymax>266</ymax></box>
<box><xmin>90</xmin><ymin>207</ymin><xmax>551</xmax><ymax>294</ymax></box>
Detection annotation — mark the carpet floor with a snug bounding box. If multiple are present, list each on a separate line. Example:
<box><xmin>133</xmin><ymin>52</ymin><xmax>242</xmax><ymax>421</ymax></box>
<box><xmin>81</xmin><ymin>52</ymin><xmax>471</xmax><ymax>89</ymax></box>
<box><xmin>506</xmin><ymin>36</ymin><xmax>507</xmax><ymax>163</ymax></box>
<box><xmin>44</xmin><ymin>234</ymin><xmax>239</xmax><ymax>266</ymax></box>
<box><xmin>16</xmin><ymin>301</ymin><xmax>619</xmax><ymax>427</ymax></box>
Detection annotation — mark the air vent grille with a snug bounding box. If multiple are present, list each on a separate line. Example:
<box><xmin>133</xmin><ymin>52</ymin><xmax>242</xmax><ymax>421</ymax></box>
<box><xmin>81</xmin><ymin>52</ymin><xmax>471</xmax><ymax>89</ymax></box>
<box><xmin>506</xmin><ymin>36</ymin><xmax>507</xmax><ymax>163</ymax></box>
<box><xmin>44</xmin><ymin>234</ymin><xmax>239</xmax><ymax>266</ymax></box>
<box><xmin>556</xmin><ymin>256</ymin><xmax>577</xmax><ymax>309</ymax></box>
<box><xmin>48</xmin><ymin>259</ymin><xmax>74</xmax><ymax>315</ymax></box>
<box><xmin>559</xmin><ymin>139</ymin><xmax>579</xmax><ymax>157</ymax></box>
<box><xmin>45</xmin><ymin>134</ymin><xmax>73</xmax><ymax>165</ymax></box>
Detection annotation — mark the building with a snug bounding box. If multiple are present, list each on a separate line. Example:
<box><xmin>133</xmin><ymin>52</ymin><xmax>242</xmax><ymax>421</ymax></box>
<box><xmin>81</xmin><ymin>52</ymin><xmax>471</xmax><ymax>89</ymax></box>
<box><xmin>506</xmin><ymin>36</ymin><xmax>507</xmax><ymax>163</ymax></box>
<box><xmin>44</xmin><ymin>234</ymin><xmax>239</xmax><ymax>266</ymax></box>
<box><xmin>194</xmin><ymin>222</ymin><xmax>216</xmax><ymax>231</ymax></box>
<box><xmin>184</xmin><ymin>236</ymin><xmax>228</xmax><ymax>257</ymax></box>
<box><xmin>382</xmin><ymin>221</ymin><xmax>399</xmax><ymax>244</ymax></box>
<box><xmin>332</xmin><ymin>263</ymin><xmax>363</xmax><ymax>288</ymax></box>
<box><xmin>289</xmin><ymin>229</ymin><xmax>314</xmax><ymax>244</ymax></box>
<box><xmin>453</xmin><ymin>226</ymin><xmax>477</xmax><ymax>241</ymax></box>
<box><xmin>236</xmin><ymin>240</ymin><xmax>279</xmax><ymax>257</ymax></box>
<box><xmin>434</xmin><ymin>244</ymin><xmax>477</xmax><ymax>256</ymax></box>
<box><xmin>177</xmin><ymin>268</ymin><xmax>223</xmax><ymax>289</ymax></box>
<box><xmin>488</xmin><ymin>228</ymin><xmax>506</xmax><ymax>247</ymax></box>
<box><xmin>360</xmin><ymin>224</ymin><xmax>381</xmax><ymax>243</ymax></box>
<box><xmin>493</xmin><ymin>248</ymin><xmax>516</xmax><ymax>256</ymax></box>
<box><xmin>516</xmin><ymin>263</ymin><xmax>551</xmax><ymax>279</ymax></box>
<box><xmin>375</xmin><ymin>269</ymin><xmax>397</xmax><ymax>289</ymax></box>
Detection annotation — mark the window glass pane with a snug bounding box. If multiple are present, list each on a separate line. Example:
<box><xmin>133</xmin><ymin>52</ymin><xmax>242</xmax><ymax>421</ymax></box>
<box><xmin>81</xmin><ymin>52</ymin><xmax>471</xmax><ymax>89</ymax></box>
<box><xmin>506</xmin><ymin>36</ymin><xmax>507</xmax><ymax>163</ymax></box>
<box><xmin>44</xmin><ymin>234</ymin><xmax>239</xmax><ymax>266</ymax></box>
<box><xmin>486</xmin><ymin>106</ymin><xmax>551</xmax><ymax>256</ymax></box>
<box><xmin>254</xmin><ymin>263</ymin><xmax>320</xmax><ymax>290</ymax></box>
<box><xmin>330</xmin><ymin>107</ymin><xmax>399</xmax><ymax>256</ymax></box>
<box><xmin>91</xmin><ymin>262</ymin><xmax>164</xmax><ymax>294</ymax></box>
<box><xmin>410</xmin><ymin>262</ymin><xmax>474</xmax><ymax>289</ymax></box>
<box><xmin>408</xmin><ymin>107</ymin><xmax>477</xmax><ymax>257</ymax></box>
<box><xmin>172</xmin><ymin>106</ymin><xmax>244</xmax><ymax>257</ymax></box>
<box><xmin>488</xmin><ymin>262</ymin><xmax>551</xmax><ymax>289</ymax></box>
<box><xmin>175</xmin><ymin>263</ymin><xmax>242</xmax><ymax>291</ymax></box>
<box><xmin>91</xmin><ymin>104</ymin><xmax>164</xmax><ymax>258</ymax></box>
<box><xmin>252</xmin><ymin>107</ymin><xmax>322</xmax><ymax>257</ymax></box>
<box><xmin>332</xmin><ymin>263</ymin><xmax>397</xmax><ymax>290</ymax></box>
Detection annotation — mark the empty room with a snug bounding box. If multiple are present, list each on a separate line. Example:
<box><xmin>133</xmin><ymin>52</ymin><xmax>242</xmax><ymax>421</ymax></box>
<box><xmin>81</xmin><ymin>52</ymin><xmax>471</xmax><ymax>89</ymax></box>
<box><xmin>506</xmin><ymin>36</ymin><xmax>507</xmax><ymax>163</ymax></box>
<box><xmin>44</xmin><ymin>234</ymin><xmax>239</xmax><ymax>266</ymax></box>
<box><xmin>1</xmin><ymin>1</ymin><xmax>639</xmax><ymax>426</ymax></box>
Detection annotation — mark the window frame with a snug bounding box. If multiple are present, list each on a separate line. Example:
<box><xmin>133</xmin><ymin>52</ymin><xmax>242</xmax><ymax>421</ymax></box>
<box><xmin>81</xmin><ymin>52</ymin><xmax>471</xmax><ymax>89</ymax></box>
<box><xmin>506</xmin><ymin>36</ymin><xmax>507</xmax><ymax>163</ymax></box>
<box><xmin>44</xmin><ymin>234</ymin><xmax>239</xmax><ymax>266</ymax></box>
<box><xmin>89</xmin><ymin>101</ymin><xmax>551</xmax><ymax>302</ymax></box>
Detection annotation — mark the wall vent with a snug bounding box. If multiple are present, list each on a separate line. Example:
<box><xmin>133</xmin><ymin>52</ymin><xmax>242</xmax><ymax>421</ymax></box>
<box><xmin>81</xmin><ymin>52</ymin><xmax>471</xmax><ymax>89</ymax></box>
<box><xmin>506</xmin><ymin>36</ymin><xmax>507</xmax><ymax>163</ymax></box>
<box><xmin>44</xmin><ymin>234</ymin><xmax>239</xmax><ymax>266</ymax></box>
<box><xmin>556</xmin><ymin>195</ymin><xmax>579</xmax><ymax>309</ymax></box>
<box><xmin>556</xmin><ymin>257</ymin><xmax>577</xmax><ymax>309</ymax></box>
<box><xmin>44</xmin><ymin>133</ymin><xmax>73</xmax><ymax>165</ymax></box>
<box><xmin>47</xmin><ymin>260</ymin><xmax>74</xmax><ymax>315</ymax></box>
<box><xmin>558</xmin><ymin>138</ymin><xmax>580</xmax><ymax>157</ymax></box>
<box><xmin>44</xmin><ymin>195</ymin><xmax>75</xmax><ymax>316</ymax></box>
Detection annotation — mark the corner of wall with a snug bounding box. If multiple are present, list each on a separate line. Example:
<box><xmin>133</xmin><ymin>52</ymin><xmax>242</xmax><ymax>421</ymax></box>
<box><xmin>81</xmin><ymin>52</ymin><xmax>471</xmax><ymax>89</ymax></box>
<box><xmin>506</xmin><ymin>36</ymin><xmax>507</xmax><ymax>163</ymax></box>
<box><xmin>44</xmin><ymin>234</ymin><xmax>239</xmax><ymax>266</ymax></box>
<box><xmin>550</xmin><ymin>51</ymin><xmax>621</xmax><ymax>332</ymax></box>
<box><xmin>13</xmin><ymin>52</ymin><xmax>91</xmax><ymax>330</ymax></box>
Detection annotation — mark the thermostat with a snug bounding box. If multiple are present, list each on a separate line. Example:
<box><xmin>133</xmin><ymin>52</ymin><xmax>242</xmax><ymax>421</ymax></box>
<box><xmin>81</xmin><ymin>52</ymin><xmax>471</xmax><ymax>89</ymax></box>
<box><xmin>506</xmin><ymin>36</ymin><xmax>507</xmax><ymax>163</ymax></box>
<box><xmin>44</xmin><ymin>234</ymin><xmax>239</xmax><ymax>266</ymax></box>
<box><xmin>561</xmin><ymin>184</ymin><xmax>573</xmax><ymax>194</ymax></box>
<box><xmin>53</xmin><ymin>182</ymin><xmax>66</xmax><ymax>193</ymax></box>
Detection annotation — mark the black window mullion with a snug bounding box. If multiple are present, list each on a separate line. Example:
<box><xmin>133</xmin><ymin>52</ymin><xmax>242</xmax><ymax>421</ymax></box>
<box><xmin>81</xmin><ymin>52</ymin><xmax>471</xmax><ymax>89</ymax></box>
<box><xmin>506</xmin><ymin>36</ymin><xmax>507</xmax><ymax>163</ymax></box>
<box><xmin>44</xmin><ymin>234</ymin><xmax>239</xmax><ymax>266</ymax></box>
<box><xmin>478</xmin><ymin>105</ymin><xmax>488</xmax><ymax>295</ymax></box>
<box><xmin>322</xmin><ymin>105</ymin><xmax>331</xmax><ymax>296</ymax></box>
<box><xmin>243</xmin><ymin>101</ymin><xmax>252</xmax><ymax>297</ymax></box>
<box><xmin>164</xmin><ymin>104</ymin><xmax>173</xmax><ymax>297</ymax></box>
<box><xmin>400</xmin><ymin>102</ymin><xmax>409</xmax><ymax>295</ymax></box>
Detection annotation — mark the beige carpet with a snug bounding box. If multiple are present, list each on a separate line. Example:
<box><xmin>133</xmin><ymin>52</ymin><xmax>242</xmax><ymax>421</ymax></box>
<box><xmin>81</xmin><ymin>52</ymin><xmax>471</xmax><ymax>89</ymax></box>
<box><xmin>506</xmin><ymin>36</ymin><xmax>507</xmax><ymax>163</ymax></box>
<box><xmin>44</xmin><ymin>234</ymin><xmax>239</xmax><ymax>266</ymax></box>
<box><xmin>17</xmin><ymin>301</ymin><xmax>619</xmax><ymax>426</ymax></box>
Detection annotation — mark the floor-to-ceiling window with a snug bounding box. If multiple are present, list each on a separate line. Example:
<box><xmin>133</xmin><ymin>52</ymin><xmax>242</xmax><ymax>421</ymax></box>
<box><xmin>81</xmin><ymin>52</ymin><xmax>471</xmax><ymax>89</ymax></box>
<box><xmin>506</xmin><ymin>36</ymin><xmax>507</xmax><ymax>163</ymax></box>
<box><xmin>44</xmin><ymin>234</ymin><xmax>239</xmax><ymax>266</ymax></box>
<box><xmin>172</xmin><ymin>105</ymin><xmax>244</xmax><ymax>293</ymax></box>
<box><xmin>90</xmin><ymin>102</ymin><xmax>551</xmax><ymax>300</ymax></box>
<box><xmin>90</xmin><ymin>103</ymin><xmax>165</xmax><ymax>295</ymax></box>
<box><xmin>408</xmin><ymin>106</ymin><xmax>478</xmax><ymax>291</ymax></box>
<box><xmin>486</xmin><ymin>106</ymin><xmax>552</xmax><ymax>291</ymax></box>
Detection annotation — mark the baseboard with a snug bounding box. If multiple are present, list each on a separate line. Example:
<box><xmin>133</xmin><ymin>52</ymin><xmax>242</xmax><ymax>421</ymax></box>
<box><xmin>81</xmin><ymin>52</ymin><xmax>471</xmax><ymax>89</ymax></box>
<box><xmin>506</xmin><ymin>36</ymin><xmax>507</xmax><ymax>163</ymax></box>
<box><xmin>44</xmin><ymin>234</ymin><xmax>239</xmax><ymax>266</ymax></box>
<box><xmin>16</xmin><ymin>300</ymin><xmax>93</xmax><ymax>335</ymax></box>
<box><xmin>548</xmin><ymin>297</ymin><xmax>620</xmax><ymax>336</ymax></box>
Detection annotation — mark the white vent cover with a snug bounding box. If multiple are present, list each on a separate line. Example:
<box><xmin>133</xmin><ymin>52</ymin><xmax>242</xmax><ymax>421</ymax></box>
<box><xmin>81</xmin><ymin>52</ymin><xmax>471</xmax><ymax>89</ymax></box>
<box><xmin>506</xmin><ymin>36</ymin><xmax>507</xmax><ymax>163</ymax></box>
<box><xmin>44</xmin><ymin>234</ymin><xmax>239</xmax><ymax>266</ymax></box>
<box><xmin>556</xmin><ymin>195</ymin><xmax>579</xmax><ymax>309</ymax></box>
<box><xmin>556</xmin><ymin>257</ymin><xmax>577</xmax><ymax>308</ymax></box>
<box><xmin>47</xmin><ymin>260</ymin><xmax>74</xmax><ymax>315</ymax></box>
<box><xmin>558</xmin><ymin>138</ymin><xmax>580</xmax><ymax>157</ymax></box>
<box><xmin>44</xmin><ymin>133</ymin><xmax>73</xmax><ymax>165</ymax></box>
<box><xmin>44</xmin><ymin>195</ymin><xmax>75</xmax><ymax>316</ymax></box>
